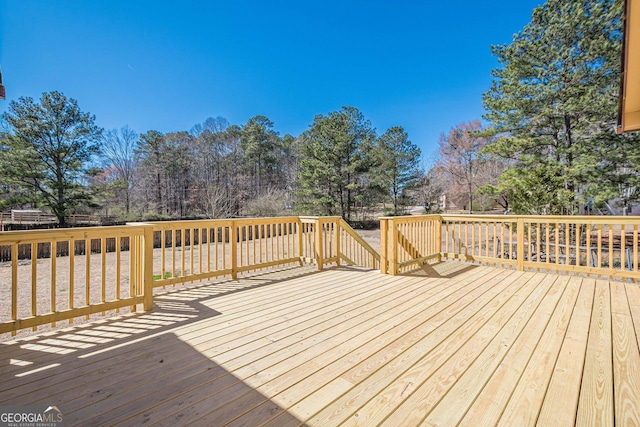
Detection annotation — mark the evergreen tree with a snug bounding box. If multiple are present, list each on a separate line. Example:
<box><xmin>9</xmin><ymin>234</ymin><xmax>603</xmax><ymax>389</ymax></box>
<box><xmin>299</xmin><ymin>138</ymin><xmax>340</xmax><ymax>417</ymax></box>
<box><xmin>136</xmin><ymin>130</ymin><xmax>166</xmax><ymax>215</ymax></box>
<box><xmin>240</xmin><ymin>115</ymin><xmax>281</xmax><ymax>196</ymax></box>
<box><xmin>0</xmin><ymin>91</ymin><xmax>102</xmax><ymax>225</ymax></box>
<box><xmin>482</xmin><ymin>0</ymin><xmax>637</xmax><ymax>214</ymax></box>
<box><xmin>376</xmin><ymin>126</ymin><xmax>421</xmax><ymax>215</ymax></box>
<box><xmin>296</xmin><ymin>106</ymin><xmax>376</xmax><ymax>221</ymax></box>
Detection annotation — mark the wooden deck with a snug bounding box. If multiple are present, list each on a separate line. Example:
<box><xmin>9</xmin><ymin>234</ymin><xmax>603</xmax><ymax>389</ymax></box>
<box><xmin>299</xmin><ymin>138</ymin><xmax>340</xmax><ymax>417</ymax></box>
<box><xmin>1</xmin><ymin>263</ymin><xmax>639</xmax><ymax>426</ymax></box>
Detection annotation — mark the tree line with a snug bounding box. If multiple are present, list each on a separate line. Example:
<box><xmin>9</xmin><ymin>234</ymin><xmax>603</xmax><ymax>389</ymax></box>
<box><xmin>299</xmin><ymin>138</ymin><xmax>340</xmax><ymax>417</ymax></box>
<box><xmin>2</xmin><ymin>0</ymin><xmax>639</xmax><ymax>224</ymax></box>
<box><xmin>0</xmin><ymin>99</ymin><xmax>422</xmax><ymax>225</ymax></box>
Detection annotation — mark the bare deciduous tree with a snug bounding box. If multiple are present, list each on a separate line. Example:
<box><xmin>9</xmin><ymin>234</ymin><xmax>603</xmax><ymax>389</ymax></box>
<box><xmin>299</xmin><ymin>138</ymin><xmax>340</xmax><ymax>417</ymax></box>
<box><xmin>102</xmin><ymin>126</ymin><xmax>138</xmax><ymax>214</ymax></box>
<box><xmin>437</xmin><ymin>121</ymin><xmax>492</xmax><ymax>213</ymax></box>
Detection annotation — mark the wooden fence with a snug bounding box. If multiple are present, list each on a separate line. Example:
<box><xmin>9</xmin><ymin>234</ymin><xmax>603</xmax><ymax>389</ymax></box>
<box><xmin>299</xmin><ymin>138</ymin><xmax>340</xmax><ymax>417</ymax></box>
<box><xmin>0</xmin><ymin>216</ymin><xmax>379</xmax><ymax>335</ymax></box>
<box><xmin>0</xmin><ymin>211</ymin><xmax>99</xmax><ymax>226</ymax></box>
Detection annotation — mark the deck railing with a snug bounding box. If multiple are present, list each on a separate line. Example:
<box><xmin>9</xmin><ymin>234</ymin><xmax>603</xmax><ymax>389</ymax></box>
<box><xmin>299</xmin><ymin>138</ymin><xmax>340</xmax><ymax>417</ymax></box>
<box><xmin>381</xmin><ymin>214</ymin><xmax>640</xmax><ymax>280</ymax></box>
<box><xmin>379</xmin><ymin>215</ymin><xmax>441</xmax><ymax>274</ymax></box>
<box><xmin>299</xmin><ymin>217</ymin><xmax>380</xmax><ymax>270</ymax></box>
<box><xmin>0</xmin><ymin>225</ymin><xmax>148</xmax><ymax>335</ymax></box>
<box><xmin>16</xmin><ymin>212</ymin><xmax>638</xmax><ymax>335</ymax></box>
<box><xmin>0</xmin><ymin>216</ymin><xmax>378</xmax><ymax>335</ymax></box>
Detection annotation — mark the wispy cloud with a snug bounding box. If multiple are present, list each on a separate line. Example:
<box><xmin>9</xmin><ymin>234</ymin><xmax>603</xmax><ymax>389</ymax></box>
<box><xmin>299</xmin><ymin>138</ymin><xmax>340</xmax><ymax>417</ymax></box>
<box><xmin>127</xmin><ymin>64</ymin><xmax>136</xmax><ymax>72</ymax></box>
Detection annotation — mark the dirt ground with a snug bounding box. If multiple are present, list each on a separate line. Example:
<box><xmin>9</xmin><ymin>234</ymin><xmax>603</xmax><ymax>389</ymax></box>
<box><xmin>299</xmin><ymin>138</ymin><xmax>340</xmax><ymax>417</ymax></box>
<box><xmin>356</xmin><ymin>228</ymin><xmax>381</xmax><ymax>251</ymax></box>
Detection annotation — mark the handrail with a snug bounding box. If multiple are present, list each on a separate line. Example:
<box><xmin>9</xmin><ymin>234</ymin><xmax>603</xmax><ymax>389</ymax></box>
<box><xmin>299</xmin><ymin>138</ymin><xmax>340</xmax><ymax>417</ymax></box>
<box><xmin>338</xmin><ymin>218</ymin><xmax>380</xmax><ymax>269</ymax></box>
<box><xmin>299</xmin><ymin>216</ymin><xmax>380</xmax><ymax>270</ymax></box>
<box><xmin>380</xmin><ymin>215</ymin><xmax>441</xmax><ymax>274</ymax></box>
<box><xmin>149</xmin><ymin>216</ymin><xmax>304</xmax><ymax>285</ymax></box>
<box><xmin>10</xmin><ymin>211</ymin><xmax>637</xmax><ymax>336</ymax></box>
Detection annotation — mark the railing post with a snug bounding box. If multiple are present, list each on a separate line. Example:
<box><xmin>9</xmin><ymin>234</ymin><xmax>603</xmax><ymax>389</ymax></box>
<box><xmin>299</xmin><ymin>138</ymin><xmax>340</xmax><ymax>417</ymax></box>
<box><xmin>297</xmin><ymin>218</ymin><xmax>304</xmax><ymax>265</ymax></box>
<box><xmin>230</xmin><ymin>220</ymin><xmax>238</xmax><ymax>279</ymax></box>
<box><xmin>517</xmin><ymin>217</ymin><xmax>525</xmax><ymax>271</ymax></box>
<box><xmin>380</xmin><ymin>218</ymin><xmax>388</xmax><ymax>274</ymax></box>
<box><xmin>334</xmin><ymin>217</ymin><xmax>341</xmax><ymax>266</ymax></box>
<box><xmin>436</xmin><ymin>215</ymin><xmax>443</xmax><ymax>261</ymax></box>
<box><xmin>316</xmin><ymin>218</ymin><xmax>324</xmax><ymax>270</ymax></box>
<box><xmin>127</xmin><ymin>222</ymin><xmax>155</xmax><ymax>311</ymax></box>
<box><xmin>390</xmin><ymin>218</ymin><xmax>398</xmax><ymax>275</ymax></box>
<box><xmin>11</xmin><ymin>243</ymin><xmax>17</xmax><ymax>335</ymax></box>
<box><xmin>142</xmin><ymin>224</ymin><xmax>154</xmax><ymax>311</ymax></box>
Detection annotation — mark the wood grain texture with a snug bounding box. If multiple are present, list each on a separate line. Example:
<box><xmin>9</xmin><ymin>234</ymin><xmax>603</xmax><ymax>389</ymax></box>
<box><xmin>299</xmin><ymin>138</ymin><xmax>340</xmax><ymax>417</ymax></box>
<box><xmin>611</xmin><ymin>281</ymin><xmax>640</xmax><ymax>426</ymax></box>
<box><xmin>576</xmin><ymin>279</ymin><xmax>614</xmax><ymax>427</ymax></box>
<box><xmin>0</xmin><ymin>264</ymin><xmax>638</xmax><ymax>426</ymax></box>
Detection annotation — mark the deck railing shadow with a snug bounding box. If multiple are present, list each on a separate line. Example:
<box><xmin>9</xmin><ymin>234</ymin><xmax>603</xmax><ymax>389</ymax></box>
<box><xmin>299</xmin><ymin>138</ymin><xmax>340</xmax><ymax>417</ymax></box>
<box><xmin>410</xmin><ymin>262</ymin><xmax>479</xmax><ymax>279</ymax></box>
<box><xmin>1</xmin><ymin>329</ymin><xmax>306</xmax><ymax>426</ymax></box>
<box><xmin>1</xmin><ymin>266</ymin><xmax>324</xmax><ymax>366</ymax></box>
<box><xmin>1</xmin><ymin>264</ymin><xmax>339</xmax><ymax>424</ymax></box>
<box><xmin>153</xmin><ymin>264</ymin><xmax>323</xmax><ymax>303</ymax></box>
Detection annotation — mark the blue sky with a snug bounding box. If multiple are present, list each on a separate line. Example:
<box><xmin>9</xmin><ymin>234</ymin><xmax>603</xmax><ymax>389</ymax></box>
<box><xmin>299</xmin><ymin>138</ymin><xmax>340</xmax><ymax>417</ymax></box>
<box><xmin>0</xmin><ymin>0</ymin><xmax>542</xmax><ymax>158</ymax></box>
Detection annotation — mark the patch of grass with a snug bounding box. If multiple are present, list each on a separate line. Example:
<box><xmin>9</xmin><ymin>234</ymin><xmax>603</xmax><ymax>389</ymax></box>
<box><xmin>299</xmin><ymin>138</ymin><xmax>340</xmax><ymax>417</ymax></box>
<box><xmin>152</xmin><ymin>272</ymin><xmax>175</xmax><ymax>280</ymax></box>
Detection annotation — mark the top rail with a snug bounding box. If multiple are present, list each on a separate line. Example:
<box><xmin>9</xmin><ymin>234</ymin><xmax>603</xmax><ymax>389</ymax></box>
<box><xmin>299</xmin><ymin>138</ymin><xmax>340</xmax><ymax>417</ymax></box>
<box><xmin>338</xmin><ymin>218</ymin><xmax>380</xmax><ymax>270</ymax></box>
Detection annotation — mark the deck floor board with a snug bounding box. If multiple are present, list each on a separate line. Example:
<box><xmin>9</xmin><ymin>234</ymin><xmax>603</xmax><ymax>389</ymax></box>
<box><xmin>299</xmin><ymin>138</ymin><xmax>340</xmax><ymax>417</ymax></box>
<box><xmin>1</xmin><ymin>263</ymin><xmax>639</xmax><ymax>426</ymax></box>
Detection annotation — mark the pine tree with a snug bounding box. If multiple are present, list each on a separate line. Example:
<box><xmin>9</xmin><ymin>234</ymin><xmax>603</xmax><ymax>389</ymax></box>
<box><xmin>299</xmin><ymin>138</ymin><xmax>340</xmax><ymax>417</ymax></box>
<box><xmin>295</xmin><ymin>107</ymin><xmax>376</xmax><ymax>220</ymax></box>
<box><xmin>376</xmin><ymin>126</ymin><xmax>421</xmax><ymax>215</ymax></box>
<box><xmin>0</xmin><ymin>92</ymin><xmax>102</xmax><ymax>225</ymax></box>
<box><xmin>482</xmin><ymin>0</ymin><xmax>639</xmax><ymax>214</ymax></box>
